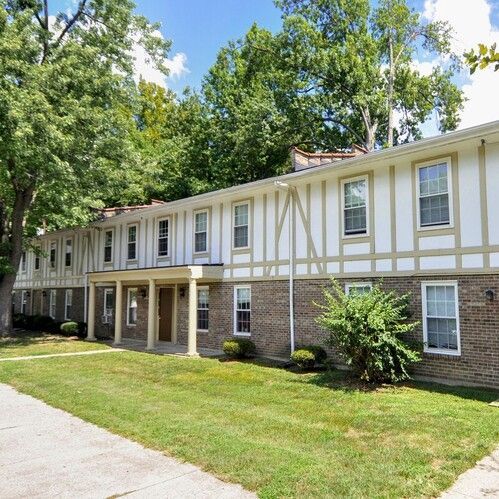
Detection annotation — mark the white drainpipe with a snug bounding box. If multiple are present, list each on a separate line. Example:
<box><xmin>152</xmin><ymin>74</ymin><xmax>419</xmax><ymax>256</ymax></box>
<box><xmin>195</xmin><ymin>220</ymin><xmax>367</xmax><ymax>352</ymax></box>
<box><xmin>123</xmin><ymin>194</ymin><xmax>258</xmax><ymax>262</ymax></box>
<box><xmin>274</xmin><ymin>180</ymin><xmax>295</xmax><ymax>353</ymax></box>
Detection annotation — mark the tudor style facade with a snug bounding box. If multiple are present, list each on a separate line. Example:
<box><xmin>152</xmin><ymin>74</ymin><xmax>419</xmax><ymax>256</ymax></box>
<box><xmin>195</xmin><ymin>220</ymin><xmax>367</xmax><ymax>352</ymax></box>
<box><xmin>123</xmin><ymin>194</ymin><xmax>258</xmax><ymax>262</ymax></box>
<box><xmin>12</xmin><ymin>121</ymin><xmax>499</xmax><ymax>388</ymax></box>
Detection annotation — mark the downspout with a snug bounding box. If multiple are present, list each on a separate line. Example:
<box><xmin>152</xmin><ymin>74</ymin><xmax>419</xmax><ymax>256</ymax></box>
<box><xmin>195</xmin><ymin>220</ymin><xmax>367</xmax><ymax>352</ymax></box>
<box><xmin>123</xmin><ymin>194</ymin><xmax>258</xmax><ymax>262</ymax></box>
<box><xmin>274</xmin><ymin>181</ymin><xmax>295</xmax><ymax>353</ymax></box>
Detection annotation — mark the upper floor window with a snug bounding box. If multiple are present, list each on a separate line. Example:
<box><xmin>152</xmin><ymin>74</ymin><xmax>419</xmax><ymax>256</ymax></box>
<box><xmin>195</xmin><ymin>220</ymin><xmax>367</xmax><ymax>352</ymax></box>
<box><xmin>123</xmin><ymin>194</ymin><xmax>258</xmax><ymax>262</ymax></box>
<box><xmin>20</xmin><ymin>251</ymin><xmax>27</xmax><ymax>273</ymax></box>
<box><xmin>194</xmin><ymin>211</ymin><xmax>208</xmax><ymax>253</ymax></box>
<box><xmin>128</xmin><ymin>225</ymin><xmax>137</xmax><ymax>260</ymax></box>
<box><xmin>158</xmin><ymin>219</ymin><xmax>169</xmax><ymax>257</ymax></box>
<box><xmin>233</xmin><ymin>202</ymin><xmax>249</xmax><ymax>249</ymax></box>
<box><xmin>422</xmin><ymin>282</ymin><xmax>460</xmax><ymax>355</ymax></box>
<box><xmin>234</xmin><ymin>286</ymin><xmax>251</xmax><ymax>336</ymax></box>
<box><xmin>342</xmin><ymin>177</ymin><xmax>368</xmax><ymax>236</ymax></box>
<box><xmin>65</xmin><ymin>239</ymin><xmax>72</xmax><ymax>267</ymax></box>
<box><xmin>49</xmin><ymin>242</ymin><xmax>57</xmax><ymax>269</ymax></box>
<box><xmin>104</xmin><ymin>230</ymin><xmax>113</xmax><ymax>263</ymax></box>
<box><xmin>197</xmin><ymin>287</ymin><xmax>209</xmax><ymax>331</ymax></box>
<box><xmin>65</xmin><ymin>289</ymin><xmax>72</xmax><ymax>320</ymax></box>
<box><xmin>34</xmin><ymin>248</ymin><xmax>40</xmax><ymax>271</ymax></box>
<box><xmin>417</xmin><ymin>160</ymin><xmax>451</xmax><ymax>228</ymax></box>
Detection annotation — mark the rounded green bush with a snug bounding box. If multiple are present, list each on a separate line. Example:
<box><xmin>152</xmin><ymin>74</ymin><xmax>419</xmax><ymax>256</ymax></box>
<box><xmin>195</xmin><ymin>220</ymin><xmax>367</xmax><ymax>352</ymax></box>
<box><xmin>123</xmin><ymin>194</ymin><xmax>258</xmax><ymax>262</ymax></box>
<box><xmin>60</xmin><ymin>321</ymin><xmax>79</xmax><ymax>336</ymax></box>
<box><xmin>291</xmin><ymin>348</ymin><xmax>316</xmax><ymax>369</ymax></box>
<box><xmin>223</xmin><ymin>338</ymin><xmax>256</xmax><ymax>359</ymax></box>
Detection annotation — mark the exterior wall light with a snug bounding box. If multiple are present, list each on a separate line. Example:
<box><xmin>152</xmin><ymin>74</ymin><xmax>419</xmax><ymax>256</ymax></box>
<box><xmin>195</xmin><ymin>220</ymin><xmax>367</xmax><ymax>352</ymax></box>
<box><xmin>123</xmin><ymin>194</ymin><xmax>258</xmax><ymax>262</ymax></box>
<box><xmin>485</xmin><ymin>289</ymin><xmax>494</xmax><ymax>301</ymax></box>
<box><xmin>179</xmin><ymin>287</ymin><xmax>186</xmax><ymax>298</ymax></box>
<box><xmin>42</xmin><ymin>290</ymin><xmax>47</xmax><ymax>297</ymax></box>
<box><xmin>140</xmin><ymin>288</ymin><xmax>147</xmax><ymax>299</ymax></box>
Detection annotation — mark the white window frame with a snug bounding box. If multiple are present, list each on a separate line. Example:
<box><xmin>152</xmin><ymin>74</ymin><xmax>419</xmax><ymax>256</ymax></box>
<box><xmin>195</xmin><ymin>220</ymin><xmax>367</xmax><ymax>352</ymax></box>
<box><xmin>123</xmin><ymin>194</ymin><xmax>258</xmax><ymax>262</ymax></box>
<box><xmin>416</xmin><ymin>157</ymin><xmax>454</xmax><ymax>231</ymax></box>
<box><xmin>20</xmin><ymin>251</ymin><xmax>27</xmax><ymax>273</ymax></box>
<box><xmin>233</xmin><ymin>285</ymin><xmax>251</xmax><ymax>336</ymax></box>
<box><xmin>341</xmin><ymin>175</ymin><xmax>369</xmax><ymax>238</ymax></box>
<box><xmin>197</xmin><ymin>286</ymin><xmax>209</xmax><ymax>332</ymax></box>
<box><xmin>232</xmin><ymin>201</ymin><xmax>250</xmax><ymax>250</ymax></box>
<box><xmin>49</xmin><ymin>289</ymin><xmax>56</xmax><ymax>319</ymax></box>
<box><xmin>127</xmin><ymin>224</ymin><xmax>138</xmax><ymax>261</ymax></box>
<box><xmin>21</xmin><ymin>290</ymin><xmax>28</xmax><ymax>314</ymax></box>
<box><xmin>103</xmin><ymin>229</ymin><xmax>114</xmax><ymax>263</ymax></box>
<box><xmin>194</xmin><ymin>210</ymin><xmax>209</xmax><ymax>254</ymax></box>
<box><xmin>34</xmin><ymin>246</ymin><xmax>41</xmax><ymax>272</ymax></box>
<box><xmin>126</xmin><ymin>288</ymin><xmax>138</xmax><ymax>326</ymax></box>
<box><xmin>65</xmin><ymin>238</ymin><xmax>73</xmax><ymax>268</ymax></box>
<box><xmin>421</xmin><ymin>281</ymin><xmax>461</xmax><ymax>356</ymax></box>
<box><xmin>49</xmin><ymin>241</ymin><xmax>57</xmax><ymax>269</ymax></box>
<box><xmin>104</xmin><ymin>288</ymin><xmax>114</xmax><ymax>319</ymax></box>
<box><xmin>157</xmin><ymin>217</ymin><xmax>170</xmax><ymax>258</ymax></box>
<box><xmin>345</xmin><ymin>282</ymin><xmax>372</xmax><ymax>295</ymax></box>
<box><xmin>64</xmin><ymin>289</ymin><xmax>73</xmax><ymax>321</ymax></box>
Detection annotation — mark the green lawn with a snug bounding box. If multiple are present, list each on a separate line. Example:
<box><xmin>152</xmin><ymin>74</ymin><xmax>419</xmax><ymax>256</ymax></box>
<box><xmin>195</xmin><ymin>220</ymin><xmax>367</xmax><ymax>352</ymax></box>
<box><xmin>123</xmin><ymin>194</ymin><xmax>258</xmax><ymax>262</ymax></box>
<box><xmin>0</xmin><ymin>331</ymin><xmax>110</xmax><ymax>358</ymax></box>
<box><xmin>0</xmin><ymin>336</ymin><xmax>497</xmax><ymax>498</ymax></box>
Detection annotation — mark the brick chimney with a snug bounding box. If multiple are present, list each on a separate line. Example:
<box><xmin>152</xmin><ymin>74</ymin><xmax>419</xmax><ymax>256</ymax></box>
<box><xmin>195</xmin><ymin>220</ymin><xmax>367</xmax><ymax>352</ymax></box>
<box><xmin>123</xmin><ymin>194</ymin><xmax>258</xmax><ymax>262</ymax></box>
<box><xmin>291</xmin><ymin>144</ymin><xmax>367</xmax><ymax>172</ymax></box>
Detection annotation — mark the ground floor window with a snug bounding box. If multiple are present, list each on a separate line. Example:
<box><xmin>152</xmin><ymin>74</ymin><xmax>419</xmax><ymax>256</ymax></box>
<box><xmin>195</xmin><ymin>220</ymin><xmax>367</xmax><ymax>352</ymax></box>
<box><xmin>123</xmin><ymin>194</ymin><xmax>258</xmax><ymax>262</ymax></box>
<box><xmin>422</xmin><ymin>282</ymin><xmax>460</xmax><ymax>355</ymax></box>
<box><xmin>234</xmin><ymin>286</ymin><xmax>251</xmax><ymax>336</ymax></box>
<box><xmin>197</xmin><ymin>287</ymin><xmax>209</xmax><ymax>331</ymax></box>
<box><xmin>104</xmin><ymin>288</ymin><xmax>114</xmax><ymax>322</ymax></box>
<box><xmin>64</xmin><ymin>289</ymin><xmax>72</xmax><ymax>320</ymax></box>
<box><xmin>49</xmin><ymin>290</ymin><xmax>56</xmax><ymax>319</ymax></box>
<box><xmin>21</xmin><ymin>290</ymin><xmax>28</xmax><ymax>314</ymax></box>
<box><xmin>127</xmin><ymin>288</ymin><xmax>137</xmax><ymax>326</ymax></box>
<box><xmin>345</xmin><ymin>282</ymin><xmax>372</xmax><ymax>295</ymax></box>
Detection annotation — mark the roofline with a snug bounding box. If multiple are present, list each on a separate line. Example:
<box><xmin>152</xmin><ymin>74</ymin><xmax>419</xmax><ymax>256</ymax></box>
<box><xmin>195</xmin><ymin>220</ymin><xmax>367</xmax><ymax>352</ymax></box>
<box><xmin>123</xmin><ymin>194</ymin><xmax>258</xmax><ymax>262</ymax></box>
<box><xmin>36</xmin><ymin>120</ymin><xmax>499</xmax><ymax>234</ymax></box>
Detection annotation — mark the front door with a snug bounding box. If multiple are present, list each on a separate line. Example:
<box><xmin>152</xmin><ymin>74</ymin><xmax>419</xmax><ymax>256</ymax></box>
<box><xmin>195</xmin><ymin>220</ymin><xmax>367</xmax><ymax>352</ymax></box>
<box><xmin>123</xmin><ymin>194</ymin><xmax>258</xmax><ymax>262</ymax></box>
<box><xmin>158</xmin><ymin>287</ymin><xmax>173</xmax><ymax>341</ymax></box>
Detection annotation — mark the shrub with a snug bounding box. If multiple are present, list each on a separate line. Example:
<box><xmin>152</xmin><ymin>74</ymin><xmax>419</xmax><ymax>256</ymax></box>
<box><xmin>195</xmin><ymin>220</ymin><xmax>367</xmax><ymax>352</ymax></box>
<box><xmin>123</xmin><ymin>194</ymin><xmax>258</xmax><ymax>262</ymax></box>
<box><xmin>316</xmin><ymin>279</ymin><xmax>421</xmax><ymax>383</ymax></box>
<box><xmin>32</xmin><ymin>315</ymin><xmax>55</xmax><ymax>331</ymax></box>
<box><xmin>291</xmin><ymin>345</ymin><xmax>328</xmax><ymax>369</ymax></box>
<box><xmin>76</xmin><ymin>322</ymin><xmax>87</xmax><ymax>338</ymax></box>
<box><xmin>12</xmin><ymin>313</ymin><xmax>28</xmax><ymax>328</ymax></box>
<box><xmin>60</xmin><ymin>321</ymin><xmax>79</xmax><ymax>336</ymax></box>
<box><xmin>223</xmin><ymin>338</ymin><xmax>256</xmax><ymax>359</ymax></box>
<box><xmin>291</xmin><ymin>348</ymin><xmax>316</xmax><ymax>369</ymax></box>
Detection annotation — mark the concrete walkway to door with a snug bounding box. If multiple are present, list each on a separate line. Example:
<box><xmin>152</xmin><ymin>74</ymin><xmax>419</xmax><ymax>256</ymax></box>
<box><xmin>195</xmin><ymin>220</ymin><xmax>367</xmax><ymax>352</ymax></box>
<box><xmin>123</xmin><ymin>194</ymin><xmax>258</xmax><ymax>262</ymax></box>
<box><xmin>108</xmin><ymin>338</ymin><xmax>223</xmax><ymax>357</ymax></box>
<box><xmin>0</xmin><ymin>384</ymin><xmax>254</xmax><ymax>498</ymax></box>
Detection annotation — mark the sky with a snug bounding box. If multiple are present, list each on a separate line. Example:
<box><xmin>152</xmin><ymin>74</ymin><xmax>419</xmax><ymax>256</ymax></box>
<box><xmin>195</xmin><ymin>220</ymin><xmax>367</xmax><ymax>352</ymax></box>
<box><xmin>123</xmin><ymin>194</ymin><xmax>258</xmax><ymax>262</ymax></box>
<box><xmin>53</xmin><ymin>0</ymin><xmax>499</xmax><ymax>135</ymax></box>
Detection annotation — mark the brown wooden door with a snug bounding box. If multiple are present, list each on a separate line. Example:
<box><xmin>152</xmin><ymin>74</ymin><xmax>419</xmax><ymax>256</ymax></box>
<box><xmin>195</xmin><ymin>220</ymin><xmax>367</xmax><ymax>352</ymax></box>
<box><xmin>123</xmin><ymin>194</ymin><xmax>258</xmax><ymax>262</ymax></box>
<box><xmin>158</xmin><ymin>288</ymin><xmax>173</xmax><ymax>341</ymax></box>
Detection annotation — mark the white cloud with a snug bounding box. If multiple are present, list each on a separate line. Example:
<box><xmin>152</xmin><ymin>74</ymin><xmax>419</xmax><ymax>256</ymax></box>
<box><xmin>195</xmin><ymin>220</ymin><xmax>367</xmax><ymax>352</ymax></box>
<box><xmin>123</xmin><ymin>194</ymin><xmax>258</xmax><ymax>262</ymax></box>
<box><xmin>423</xmin><ymin>0</ymin><xmax>499</xmax><ymax>129</ymax></box>
<box><xmin>132</xmin><ymin>31</ymin><xmax>189</xmax><ymax>88</ymax></box>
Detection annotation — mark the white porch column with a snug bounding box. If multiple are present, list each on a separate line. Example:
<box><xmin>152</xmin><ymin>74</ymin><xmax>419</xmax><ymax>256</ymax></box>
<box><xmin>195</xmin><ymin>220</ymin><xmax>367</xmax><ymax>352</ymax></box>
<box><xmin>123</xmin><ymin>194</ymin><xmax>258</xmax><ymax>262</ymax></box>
<box><xmin>113</xmin><ymin>280</ymin><xmax>123</xmax><ymax>346</ymax></box>
<box><xmin>146</xmin><ymin>279</ymin><xmax>156</xmax><ymax>350</ymax></box>
<box><xmin>187</xmin><ymin>277</ymin><xmax>199</xmax><ymax>356</ymax></box>
<box><xmin>87</xmin><ymin>282</ymin><xmax>96</xmax><ymax>341</ymax></box>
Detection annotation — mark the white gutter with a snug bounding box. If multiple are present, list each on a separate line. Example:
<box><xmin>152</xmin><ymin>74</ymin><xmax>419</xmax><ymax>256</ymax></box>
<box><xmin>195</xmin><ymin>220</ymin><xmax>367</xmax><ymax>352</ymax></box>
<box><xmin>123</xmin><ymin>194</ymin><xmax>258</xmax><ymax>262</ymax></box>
<box><xmin>274</xmin><ymin>180</ymin><xmax>295</xmax><ymax>354</ymax></box>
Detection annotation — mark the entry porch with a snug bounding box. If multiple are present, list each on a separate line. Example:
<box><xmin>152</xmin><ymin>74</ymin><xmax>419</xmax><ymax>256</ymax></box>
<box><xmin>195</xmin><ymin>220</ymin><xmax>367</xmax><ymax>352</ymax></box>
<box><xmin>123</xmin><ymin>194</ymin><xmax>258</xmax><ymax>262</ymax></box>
<box><xmin>86</xmin><ymin>265</ymin><xmax>224</xmax><ymax>356</ymax></box>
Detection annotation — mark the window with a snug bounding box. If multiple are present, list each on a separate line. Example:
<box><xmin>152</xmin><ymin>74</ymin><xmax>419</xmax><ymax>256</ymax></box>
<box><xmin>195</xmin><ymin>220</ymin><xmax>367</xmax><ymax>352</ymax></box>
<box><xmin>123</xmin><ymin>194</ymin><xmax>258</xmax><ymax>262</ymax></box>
<box><xmin>234</xmin><ymin>286</ymin><xmax>251</xmax><ymax>335</ymax></box>
<box><xmin>104</xmin><ymin>289</ymin><xmax>114</xmax><ymax>319</ymax></box>
<box><xmin>127</xmin><ymin>288</ymin><xmax>138</xmax><ymax>326</ymax></box>
<box><xmin>197</xmin><ymin>287</ymin><xmax>209</xmax><ymax>331</ymax></box>
<box><xmin>49</xmin><ymin>289</ymin><xmax>56</xmax><ymax>319</ymax></box>
<box><xmin>194</xmin><ymin>211</ymin><xmax>208</xmax><ymax>253</ymax></box>
<box><xmin>21</xmin><ymin>290</ymin><xmax>28</xmax><ymax>314</ymax></box>
<box><xmin>346</xmin><ymin>282</ymin><xmax>372</xmax><ymax>295</ymax></box>
<box><xmin>34</xmin><ymin>248</ymin><xmax>40</xmax><ymax>271</ymax></box>
<box><xmin>65</xmin><ymin>289</ymin><xmax>72</xmax><ymax>320</ymax></box>
<box><xmin>65</xmin><ymin>239</ymin><xmax>72</xmax><ymax>267</ymax></box>
<box><xmin>158</xmin><ymin>219</ymin><xmax>169</xmax><ymax>257</ymax></box>
<box><xmin>343</xmin><ymin>177</ymin><xmax>368</xmax><ymax>236</ymax></box>
<box><xmin>128</xmin><ymin>225</ymin><xmax>137</xmax><ymax>260</ymax></box>
<box><xmin>104</xmin><ymin>230</ymin><xmax>113</xmax><ymax>263</ymax></box>
<box><xmin>233</xmin><ymin>203</ymin><xmax>249</xmax><ymax>249</ymax></box>
<box><xmin>20</xmin><ymin>251</ymin><xmax>26</xmax><ymax>273</ymax></box>
<box><xmin>49</xmin><ymin>242</ymin><xmax>56</xmax><ymax>269</ymax></box>
<box><xmin>418</xmin><ymin>160</ymin><xmax>451</xmax><ymax>228</ymax></box>
<box><xmin>422</xmin><ymin>282</ymin><xmax>460</xmax><ymax>355</ymax></box>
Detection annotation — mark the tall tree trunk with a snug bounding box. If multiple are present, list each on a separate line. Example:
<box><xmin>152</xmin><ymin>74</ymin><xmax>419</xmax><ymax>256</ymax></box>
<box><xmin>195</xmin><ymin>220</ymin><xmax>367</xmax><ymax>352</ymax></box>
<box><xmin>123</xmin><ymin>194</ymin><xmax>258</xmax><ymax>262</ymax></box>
<box><xmin>0</xmin><ymin>184</ymin><xmax>34</xmax><ymax>335</ymax></box>
<box><xmin>387</xmin><ymin>33</ymin><xmax>395</xmax><ymax>148</ymax></box>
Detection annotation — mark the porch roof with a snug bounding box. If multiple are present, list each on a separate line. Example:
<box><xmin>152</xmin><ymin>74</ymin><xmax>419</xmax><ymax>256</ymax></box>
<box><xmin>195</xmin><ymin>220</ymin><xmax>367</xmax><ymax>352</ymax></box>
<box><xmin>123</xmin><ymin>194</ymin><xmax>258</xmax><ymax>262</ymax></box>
<box><xmin>88</xmin><ymin>264</ymin><xmax>224</xmax><ymax>285</ymax></box>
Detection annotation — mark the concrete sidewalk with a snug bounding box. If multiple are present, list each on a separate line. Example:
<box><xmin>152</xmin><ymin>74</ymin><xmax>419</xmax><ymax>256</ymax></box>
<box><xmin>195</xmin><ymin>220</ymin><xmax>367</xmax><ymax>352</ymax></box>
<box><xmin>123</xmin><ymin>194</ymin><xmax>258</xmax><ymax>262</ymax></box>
<box><xmin>0</xmin><ymin>384</ymin><xmax>254</xmax><ymax>498</ymax></box>
<box><xmin>440</xmin><ymin>446</ymin><xmax>499</xmax><ymax>498</ymax></box>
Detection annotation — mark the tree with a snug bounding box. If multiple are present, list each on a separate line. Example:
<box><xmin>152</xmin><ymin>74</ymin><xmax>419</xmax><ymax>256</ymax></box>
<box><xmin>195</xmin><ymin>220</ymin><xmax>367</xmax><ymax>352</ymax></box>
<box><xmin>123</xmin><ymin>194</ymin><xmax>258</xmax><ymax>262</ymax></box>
<box><xmin>276</xmin><ymin>0</ymin><xmax>464</xmax><ymax>149</ymax></box>
<box><xmin>465</xmin><ymin>43</ymin><xmax>499</xmax><ymax>74</ymax></box>
<box><xmin>0</xmin><ymin>0</ymin><xmax>169</xmax><ymax>333</ymax></box>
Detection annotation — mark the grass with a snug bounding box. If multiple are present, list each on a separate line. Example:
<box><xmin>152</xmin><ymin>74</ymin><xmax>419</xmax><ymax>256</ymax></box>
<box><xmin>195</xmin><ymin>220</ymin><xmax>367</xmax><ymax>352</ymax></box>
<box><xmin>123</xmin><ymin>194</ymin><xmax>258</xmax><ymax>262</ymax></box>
<box><xmin>0</xmin><ymin>335</ymin><xmax>497</xmax><ymax>498</ymax></box>
<box><xmin>0</xmin><ymin>331</ymin><xmax>110</xmax><ymax>358</ymax></box>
